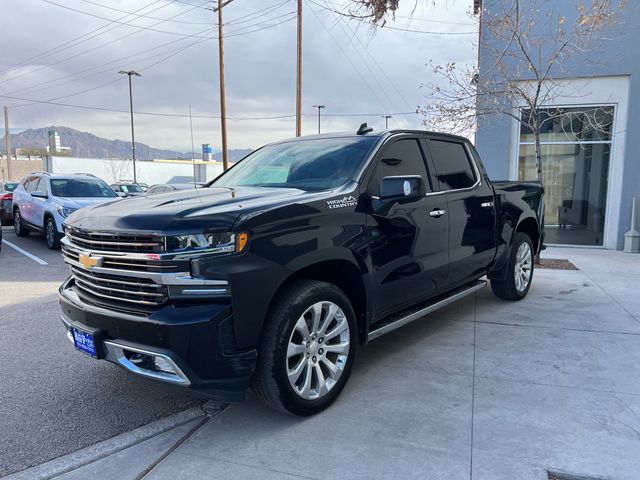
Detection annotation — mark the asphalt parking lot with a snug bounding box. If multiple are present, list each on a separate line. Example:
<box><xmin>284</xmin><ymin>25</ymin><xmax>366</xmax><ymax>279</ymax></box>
<box><xmin>0</xmin><ymin>226</ymin><xmax>202</xmax><ymax>477</ymax></box>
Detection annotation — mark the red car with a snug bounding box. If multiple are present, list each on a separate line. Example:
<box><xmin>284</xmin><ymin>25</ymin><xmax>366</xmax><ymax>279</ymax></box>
<box><xmin>0</xmin><ymin>181</ymin><xmax>18</xmax><ymax>226</ymax></box>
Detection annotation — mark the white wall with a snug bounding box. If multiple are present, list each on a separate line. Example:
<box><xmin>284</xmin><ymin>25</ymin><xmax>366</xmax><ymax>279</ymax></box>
<box><xmin>45</xmin><ymin>157</ymin><xmax>225</xmax><ymax>186</ymax></box>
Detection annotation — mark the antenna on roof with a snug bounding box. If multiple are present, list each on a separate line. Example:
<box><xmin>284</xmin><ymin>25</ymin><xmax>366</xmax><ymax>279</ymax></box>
<box><xmin>357</xmin><ymin>123</ymin><xmax>373</xmax><ymax>135</ymax></box>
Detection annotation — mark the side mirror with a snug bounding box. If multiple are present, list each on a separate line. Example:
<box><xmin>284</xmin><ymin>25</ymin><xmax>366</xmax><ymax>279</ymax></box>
<box><xmin>116</xmin><ymin>191</ymin><xmax>127</xmax><ymax>198</ymax></box>
<box><xmin>379</xmin><ymin>176</ymin><xmax>424</xmax><ymax>201</ymax></box>
<box><xmin>31</xmin><ymin>191</ymin><xmax>47</xmax><ymax>199</ymax></box>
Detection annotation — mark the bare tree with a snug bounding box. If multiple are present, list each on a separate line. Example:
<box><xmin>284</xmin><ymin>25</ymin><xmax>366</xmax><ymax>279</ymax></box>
<box><xmin>105</xmin><ymin>158</ymin><xmax>132</xmax><ymax>184</ymax></box>
<box><xmin>419</xmin><ymin>0</ymin><xmax>622</xmax><ymax>181</ymax></box>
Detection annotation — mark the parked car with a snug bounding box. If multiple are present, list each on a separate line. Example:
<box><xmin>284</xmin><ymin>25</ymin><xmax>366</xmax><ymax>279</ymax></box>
<box><xmin>145</xmin><ymin>183</ymin><xmax>205</xmax><ymax>195</ymax></box>
<box><xmin>59</xmin><ymin>127</ymin><xmax>544</xmax><ymax>415</ymax></box>
<box><xmin>12</xmin><ymin>173</ymin><xmax>119</xmax><ymax>249</ymax></box>
<box><xmin>110</xmin><ymin>182</ymin><xmax>147</xmax><ymax>197</ymax></box>
<box><xmin>0</xmin><ymin>181</ymin><xmax>18</xmax><ymax>225</ymax></box>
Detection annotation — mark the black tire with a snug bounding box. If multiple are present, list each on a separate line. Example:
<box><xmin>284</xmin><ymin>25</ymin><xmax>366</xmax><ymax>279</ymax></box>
<box><xmin>491</xmin><ymin>232</ymin><xmax>534</xmax><ymax>301</ymax></box>
<box><xmin>45</xmin><ymin>216</ymin><xmax>61</xmax><ymax>250</ymax></box>
<box><xmin>252</xmin><ymin>279</ymin><xmax>358</xmax><ymax>416</ymax></box>
<box><xmin>13</xmin><ymin>209</ymin><xmax>30</xmax><ymax>237</ymax></box>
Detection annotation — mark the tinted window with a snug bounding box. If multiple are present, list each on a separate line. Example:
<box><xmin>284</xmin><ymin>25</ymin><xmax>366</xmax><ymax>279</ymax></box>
<box><xmin>369</xmin><ymin>139</ymin><xmax>430</xmax><ymax>195</ymax></box>
<box><xmin>428</xmin><ymin>140</ymin><xmax>477</xmax><ymax>190</ymax></box>
<box><xmin>3</xmin><ymin>182</ymin><xmax>18</xmax><ymax>192</ymax></box>
<box><xmin>121</xmin><ymin>184</ymin><xmax>145</xmax><ymax>193</ymax></box>
<box><xmin>50</xmin><ymin>179</ymin><xmax>117</xmax><ymax>198</ymax></box>
<box><xmin>213</xmin><ymin>137</ymin><xmax>377</xmax><ymax>191</ymax></box>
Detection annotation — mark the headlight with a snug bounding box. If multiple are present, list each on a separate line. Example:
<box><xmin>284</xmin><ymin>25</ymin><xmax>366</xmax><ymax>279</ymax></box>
<box><xmin>165</xmin><ymin>232</ymin><xmax>249</xmax><ymax>254</ymax></box>
<box><xmin>57</xmin><ymin>206</ymin><xmax>78</xmax><ymax>218</ymax></box>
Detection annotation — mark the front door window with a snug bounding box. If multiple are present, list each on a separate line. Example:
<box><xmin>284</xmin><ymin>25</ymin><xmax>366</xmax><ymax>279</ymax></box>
<box><xmin>518</xmin><ymin>106</ymin><xmax>614</xmax><ymax>245</ymax></box>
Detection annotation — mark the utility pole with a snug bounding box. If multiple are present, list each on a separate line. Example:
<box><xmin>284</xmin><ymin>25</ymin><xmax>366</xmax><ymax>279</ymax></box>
<box><xmin>4</xmin><ymin>106</ymin><xmax>11</xmax><ymax>180</ymax></box>
<box><xmin>296</xmin><ymin>0</ymin><xmax>302</xmax><ymax>137</ymax></box>
<box><xmin>217</xmin><ymin>0</ymin><xmax>229</xmax><ymax>170</ymax></box>
<box><xmin>189</xmin><ymin>104</ymin><xmax>196</xmax><ymax>182</ymax></box>
<box><xmin>313</xmin><ymin>104</ymin><xmax>325</xmax><ymax>134</ymax></box>
<box><xmin>381</xmin><ymin>115</ymin><xmax>392</xmax><ymax>129</ymax></box>
<box><xmin>118</xmin><ymin>70</ymin><xmax>141</xmax><ymax>183</ymax></box>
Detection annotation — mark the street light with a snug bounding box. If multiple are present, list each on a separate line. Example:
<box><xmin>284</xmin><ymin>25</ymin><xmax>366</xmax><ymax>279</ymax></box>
<box><xmin>118</xmin><ymin>70</ymin><xmax>141</xmax><ymax>183</ymax></box>
<box><xmin>313</xmin><ymin>104</ymin><xmax>325</xmax><ymax>134</ymax></box>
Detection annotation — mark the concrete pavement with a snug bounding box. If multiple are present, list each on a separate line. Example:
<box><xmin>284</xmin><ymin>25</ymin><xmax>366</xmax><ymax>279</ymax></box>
<box><xmin>5</xmin><ymin>245</ymin><xmax>640</xmax><ymax>479</ymax></box>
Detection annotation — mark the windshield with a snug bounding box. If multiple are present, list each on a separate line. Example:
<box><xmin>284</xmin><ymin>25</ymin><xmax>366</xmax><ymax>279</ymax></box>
<box><xmin>51</xmin><ymin>179</ymin><xmax>118</xmax><ymax>198</ymax></box>
<box><xmin>121</xmin><ymin>184</ymin><xmax>145</xmax><ymax>193</ymax></box>
<box><xmin>3</xmin><ymin>182</ymin><xmax>17</xmax><ymax>192</ymax></box>
<box><xmin>211</xmin><ymin>137</ymin><xmax>377</xmax><ymax>190</ymax></box>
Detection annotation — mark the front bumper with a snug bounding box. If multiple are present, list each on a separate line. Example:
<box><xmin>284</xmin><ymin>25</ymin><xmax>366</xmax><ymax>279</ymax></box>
<box><xmin>59</xmin><ymin>277</ymin><xmax>257</xmax><ymax>401</ymax></box>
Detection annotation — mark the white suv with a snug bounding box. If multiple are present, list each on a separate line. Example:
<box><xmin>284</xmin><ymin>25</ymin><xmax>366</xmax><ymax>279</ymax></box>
<box><xmin>12</xmin><ymin>173</ymin><xmax>119</xmax><ymax>249</ymax></box>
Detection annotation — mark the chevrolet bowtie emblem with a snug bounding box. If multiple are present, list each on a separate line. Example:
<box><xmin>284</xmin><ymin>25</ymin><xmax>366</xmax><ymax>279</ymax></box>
<box><xmin>79</xmin><ymin>253</ymin><xmax>103</xmax><ymax>270</ymax></box>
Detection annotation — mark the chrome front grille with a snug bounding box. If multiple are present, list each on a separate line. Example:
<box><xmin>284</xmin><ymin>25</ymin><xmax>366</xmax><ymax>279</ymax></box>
<box><xmin>71</xmin><ymin>266</ymin><xmax>168</xmax><ymax>306</ymax></box>
<box><xmin>65</xmin><ymin>228</ymin><xmax>165</xmax><ymax>253</ymax></box>
<box><xmin>62</xmin><ymin>246</ymin><xmax>178</xmax><ymax>272</ymax></box>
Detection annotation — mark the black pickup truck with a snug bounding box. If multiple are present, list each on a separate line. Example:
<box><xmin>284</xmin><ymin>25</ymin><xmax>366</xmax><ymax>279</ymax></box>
<box><xmin>58</xmin><ymin>127</ymin><xmax>543</xmax><ymax>415</ymax></box>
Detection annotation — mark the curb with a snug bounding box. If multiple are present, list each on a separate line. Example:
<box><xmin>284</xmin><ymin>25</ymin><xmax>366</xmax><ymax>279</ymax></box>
<box><xmin>3</xmin><ymin>403</ymin><xmax>225</xmax><ymax>480</ymax></box>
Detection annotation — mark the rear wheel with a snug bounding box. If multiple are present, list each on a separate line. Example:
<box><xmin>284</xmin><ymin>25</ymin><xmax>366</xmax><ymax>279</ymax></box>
<box><xmin>13</xmin><ymin>209</ymin><xmax>30</xmax><ymax>237</ymax></box>
<box><xmin>45</xmin><ymin>217</ymin><xmax>61</xmax><ymax>250</ymax></box>
<box><xmin>490</xmin><ymin>232</ymin><xmax>534</xmax><ymax>301</ymax></box>
<box><xmin>252</xmin><ymin>280</ymin><xmax>357</xmax><ymax>416</ymax></box>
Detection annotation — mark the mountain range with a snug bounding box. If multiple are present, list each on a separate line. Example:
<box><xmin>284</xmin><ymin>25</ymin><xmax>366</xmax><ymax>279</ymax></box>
<box><xmin>0</xmin><ymin>126</ymin><xmax>252</xmax><ymax>162</ymax></box>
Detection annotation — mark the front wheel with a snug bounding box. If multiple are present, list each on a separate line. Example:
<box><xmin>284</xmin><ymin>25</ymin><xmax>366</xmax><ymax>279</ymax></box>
<box><xmin>252</xmin><ymin>280</ymin><xmax>357</xmax><ymax>416</ymax></box>
<box><xmin>490</xmin><ymin>232</ymin><xmax>534</xmax><ymax>301</ymax></box>
<box><xmin>45</xmin><ymin>217</ymin><xmax>61</xmax><ymax>250</ymax></box>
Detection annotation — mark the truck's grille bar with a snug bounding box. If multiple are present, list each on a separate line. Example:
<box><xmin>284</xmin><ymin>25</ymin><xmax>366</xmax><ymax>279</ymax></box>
<box><xmin>65</xmin><ymin>228</ymin><xmax>165</xmax><ymax>253</ymax></box>
<box><xmin>71</xmin><ymin>266</ymin><xmax>168</xmax><ymax>306</ymax></box>
<box><xmin>62</xmin><ymin>242</ymin><xmax>179</xmax><ymax>273</ymax></box>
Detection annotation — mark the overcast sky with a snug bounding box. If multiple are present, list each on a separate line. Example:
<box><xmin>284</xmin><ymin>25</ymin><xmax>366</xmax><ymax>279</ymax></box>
<box><xmin>1</xmin><ymin>0</ymin><xmax>478</xmax><ymax>151</ymax></box>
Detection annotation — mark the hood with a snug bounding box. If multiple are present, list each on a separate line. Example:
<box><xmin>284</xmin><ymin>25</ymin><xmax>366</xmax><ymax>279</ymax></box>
<box><xmin>65</xmin><ymin>186</ymin><xmax>315</xmax><ymax>234</ymax></box>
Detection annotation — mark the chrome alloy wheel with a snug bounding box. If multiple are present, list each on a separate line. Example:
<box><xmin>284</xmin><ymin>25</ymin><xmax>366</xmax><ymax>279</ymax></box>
<box><xmin>46</xmin><ymin>219</ymin><xmax>56</xmax><ymax>247</ymax></box>
<box><xmin>13</xmin><ymin>210</ymin><xmax>21</xmax><ymax>235</ymax></box>
<box><xmin>514</xmin><ymin>242</ymin><xmax>532</xmax><ymax>293</ymax></box>
<box><xmin>286</xmin><ymin>301</ymin><xmax>350</xmax><ymax>400</ymax></box>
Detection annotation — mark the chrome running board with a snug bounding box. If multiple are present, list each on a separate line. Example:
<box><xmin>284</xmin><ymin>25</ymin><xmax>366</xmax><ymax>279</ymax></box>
<box><xmin>367</xmin><ymin>280</ymin><xmax>486</xmax><ymax>341</ymax></box>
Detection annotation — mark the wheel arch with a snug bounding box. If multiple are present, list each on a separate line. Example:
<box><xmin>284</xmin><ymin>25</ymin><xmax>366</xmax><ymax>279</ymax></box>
<box><xmin>268</xmin><ymin>257</ymin><xmax>371</xmax><ymax>345</ymax></box>
<box><xmin>515</xmin><ymin>216</ymin><xmax>541</xmax><ymax>254</ymax></box>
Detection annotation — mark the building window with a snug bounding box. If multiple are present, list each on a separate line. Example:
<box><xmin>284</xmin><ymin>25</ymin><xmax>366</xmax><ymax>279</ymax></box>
<box><xmin>518</xmin><ymin>106</ymin><xmax>614</xmax><ymax>246</ymax></box>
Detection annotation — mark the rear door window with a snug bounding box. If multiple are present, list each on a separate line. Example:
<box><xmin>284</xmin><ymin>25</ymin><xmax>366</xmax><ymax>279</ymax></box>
<box><xmin>428</xmin><ymin>139</ymin><xmax>477</xmax><ymax>190</ymax></box>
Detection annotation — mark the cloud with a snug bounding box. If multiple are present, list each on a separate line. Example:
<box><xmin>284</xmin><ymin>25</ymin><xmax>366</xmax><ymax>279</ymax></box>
<box><xmin>1</xmin><ymin>0</ymin><xmax>477</xmax><ymax>150</ymax></box>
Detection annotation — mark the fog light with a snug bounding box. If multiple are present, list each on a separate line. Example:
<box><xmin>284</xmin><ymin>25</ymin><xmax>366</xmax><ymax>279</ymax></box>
<box><xmin>153</xmin><ymin>356</ymin><xmax>175</xmax><ymax>374</ymax></box>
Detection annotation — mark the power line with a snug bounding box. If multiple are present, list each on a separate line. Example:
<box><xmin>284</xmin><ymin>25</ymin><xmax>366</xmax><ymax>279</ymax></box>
<box><xmin>305</xmin><ymin>1</ymin><xmax>393</xmax><ymax>117</ymax></box>
<box><xmin>0</xmin><ymin>0</ymin><xmax>169</xmax><ymax>78</ymax></box>
<box><xmin>323</xmin><ymin>0</ymin><xmax>415</xmax><ymax>127</ymax></box>
<box><xmin>2</xmin><ymin>0</ymin><xmax>207</xmax><ymax>85</ymax></box>
<box><xmin>0</xmin><ymin>93</ymin><xmax>418</xmax><ymax>121</ymax></box>
<box><xmin>321</xmin><ymin>0</ymin><xmax>409</xmax><ymax>128</ymax></box>
<box><xmin>307</xmin><ymin>0</ymin><xmax>477</xmax><ymax>34</ymax></box>
<box><xmin>75</xmin><ymin>0</ymin><xmax>214</xmax><ymax>25</ymax></box>
<box><xmin>38</xmin><ymin>0</ymin><xmax>228</xmax><ymax>39</ymax></box>
<box><xmin>7</xmin><ymin>13</ymin><xmax>296</xmax><ymax>105</ymax></box>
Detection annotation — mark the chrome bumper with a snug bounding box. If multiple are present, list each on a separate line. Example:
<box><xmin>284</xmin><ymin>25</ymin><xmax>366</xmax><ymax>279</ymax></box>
<box><xmin>62</xmin><ymin>314</ymin><xmax>191</xmax><ymax>386</ymax></box>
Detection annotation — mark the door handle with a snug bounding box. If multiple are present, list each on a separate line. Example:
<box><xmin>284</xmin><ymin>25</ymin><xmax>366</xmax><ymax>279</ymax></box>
<box><xmin>429</xmin><ymin>209</ymin><xmax>446</xmax><ymax>218</ymax></box>
<box><xmin>481</xmin><ymin>201</ymin><xmax>494</xmax><ymax>208</ymax></box>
